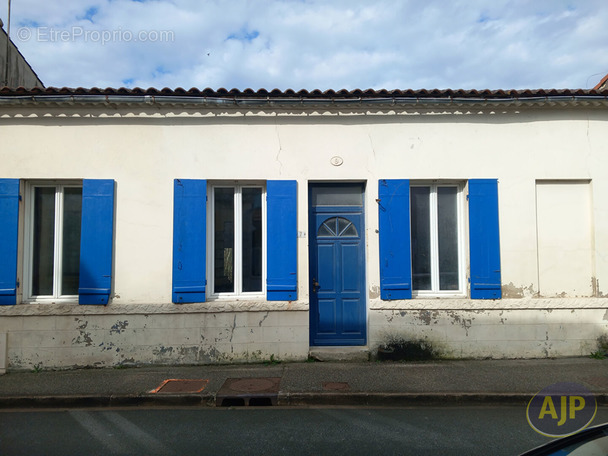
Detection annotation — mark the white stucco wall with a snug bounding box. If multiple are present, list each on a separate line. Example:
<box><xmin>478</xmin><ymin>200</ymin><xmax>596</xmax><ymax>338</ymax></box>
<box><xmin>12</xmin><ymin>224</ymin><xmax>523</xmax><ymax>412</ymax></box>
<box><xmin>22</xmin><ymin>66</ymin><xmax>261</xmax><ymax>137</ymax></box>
<box><xmin>1</xmin><ymin>103</ymin><xmax>607</xmax><ymax>368</ymax></box>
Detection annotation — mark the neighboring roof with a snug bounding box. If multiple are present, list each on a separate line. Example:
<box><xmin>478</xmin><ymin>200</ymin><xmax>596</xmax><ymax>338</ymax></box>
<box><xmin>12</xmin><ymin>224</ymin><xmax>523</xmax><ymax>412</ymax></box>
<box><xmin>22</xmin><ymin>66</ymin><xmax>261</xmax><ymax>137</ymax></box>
<box><xmin>0</xmin><ymin>26</ymin><xmax>44</xmax><ymax>88</ymax></box>
<box><xmin>593</xmin><ymin>73</ymin><xmax>608</xmax><ymax>91</ymax></box>
<box><xmin>0</xmin><ymin>86</ymin><xmax>607</xmax><ymax>108</ymax></box>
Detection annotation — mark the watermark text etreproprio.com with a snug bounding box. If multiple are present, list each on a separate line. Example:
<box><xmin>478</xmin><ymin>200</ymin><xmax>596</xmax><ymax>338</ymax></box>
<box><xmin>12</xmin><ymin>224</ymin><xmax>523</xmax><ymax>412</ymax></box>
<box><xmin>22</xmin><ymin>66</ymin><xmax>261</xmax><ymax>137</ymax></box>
<box><xmin>17</xmin><ymin>26</ymin><xmax>175</xmax><ymax>45</ymax></box>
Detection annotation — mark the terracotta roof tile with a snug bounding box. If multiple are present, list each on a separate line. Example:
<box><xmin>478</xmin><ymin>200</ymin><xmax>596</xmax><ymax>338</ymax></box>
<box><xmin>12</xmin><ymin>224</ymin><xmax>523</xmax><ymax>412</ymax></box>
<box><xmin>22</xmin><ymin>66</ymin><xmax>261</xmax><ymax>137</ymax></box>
<box><xmin>0</xmin><ymin>86</ymin><xmax>607</xmax><ymax>101</ymax></box>
<box><xmin>593</xmin><ymin>73</ymin><xmax>608</xmax><ymax>91</ymax></box>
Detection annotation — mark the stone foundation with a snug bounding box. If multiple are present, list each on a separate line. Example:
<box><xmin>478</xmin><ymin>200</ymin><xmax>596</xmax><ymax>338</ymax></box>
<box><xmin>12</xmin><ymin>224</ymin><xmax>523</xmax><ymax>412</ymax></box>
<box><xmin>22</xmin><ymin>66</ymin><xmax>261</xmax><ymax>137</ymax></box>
<box><xmin>1</xmin><ymin>299</ymin><xmax>607</xmax><ymax>370</ymax></box>
<box><xmin>0</xmin><ymin>304</ymin><xmax>309</xmax><ymax>370</ymax></box>
<box><xmin>369</xmin><ymin>299</ymin><xmax>608</xmax><ymax>359</ymax></box>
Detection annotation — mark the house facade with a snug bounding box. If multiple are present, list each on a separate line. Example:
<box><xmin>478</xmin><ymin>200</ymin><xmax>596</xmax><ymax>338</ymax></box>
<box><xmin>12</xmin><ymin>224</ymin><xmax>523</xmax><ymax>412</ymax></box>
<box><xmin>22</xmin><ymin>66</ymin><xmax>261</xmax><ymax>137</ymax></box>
<box><xmin>1</xmin><ymin>86</ymin><xmax>607</xmax><ymax>370</ymax></box>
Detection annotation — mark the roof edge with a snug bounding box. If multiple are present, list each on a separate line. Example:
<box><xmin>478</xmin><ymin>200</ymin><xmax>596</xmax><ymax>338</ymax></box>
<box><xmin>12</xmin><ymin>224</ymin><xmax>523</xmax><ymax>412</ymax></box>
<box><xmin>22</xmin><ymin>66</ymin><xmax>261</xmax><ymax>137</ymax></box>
<box><xmin>1</xmin><ymin>93</ymin><xmax>607</xmax><ymax>110</ymax></box>
<box><xmin>1</xmin><ymin>87</ymin><xmax>608</xmax><ymax>109</ymax></box>
<box><xmin>0</xmin><ymin>86</ymin><xmax>607</xmax><ymax>99</ymax></box>
<box><xmin>593</xmin><ymin>73</ymin><xmax>608</xmax><ymax>91</ymax></box>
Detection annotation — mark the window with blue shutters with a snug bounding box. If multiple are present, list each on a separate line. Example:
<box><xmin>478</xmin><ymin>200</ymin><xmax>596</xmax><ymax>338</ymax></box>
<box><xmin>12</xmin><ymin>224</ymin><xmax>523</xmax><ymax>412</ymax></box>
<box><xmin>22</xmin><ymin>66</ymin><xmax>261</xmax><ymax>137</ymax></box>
<box><xmin>14</xmin><ymin>179</ymin><xmax>116</xmax><ymax>305</ymax></box>
<box><xmin>208</xmin><ymin>182</ymin><xmax>266</xmax><ymax>298</ymax></box>
<box><xmin>379</xmin><ymin>179</ymin><xmax>501</xmax><ymax>300</ymax></box>
<box><xmin>23</xmin><ymin>181</ymin><xmax>83</xmax><ymax>301</ymax></box>
<box><xmin>172</xmin><ymin>179</ymin><xmax>297</xmax><ymax>303</ymax></box>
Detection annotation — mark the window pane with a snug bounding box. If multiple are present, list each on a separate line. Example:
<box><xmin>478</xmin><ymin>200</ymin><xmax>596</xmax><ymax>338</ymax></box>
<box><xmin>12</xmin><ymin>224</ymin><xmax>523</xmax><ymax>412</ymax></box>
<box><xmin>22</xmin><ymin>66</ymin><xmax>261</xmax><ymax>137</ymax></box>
<box><xmin>317</xmin><ymin>223</ymin><xmax>334</xmax><ymax>237</ymax></box>
<box><xmin>411</xmin><ymin>187</ymin><xmax>431</xmax><ymax>290</ymax></box>
<box><xmin>214</xmin><ymin>188</ymin><xmax>234</xmax><ymax>293</ymax></box>
<box><xmin>337</xmin><ymin>217</ymin><xmax>357</xmax><ymax>237</ymax></box>
<box><xmin>242</xmin><ymin>188</ymin><xmax>262</xmax><ymax>292</ymax></box>
<box><xmin>61</xmin><ymin>188</ymin><xmax>82</xmax><ymax>295</ymax></box>
<box><xmin>342</xmin><ymin>225</ymin><xmax>358</xmax><ymax>237</ymax></box>
<box><xmin>311</xmin><ymin>185</ymin><xmax>363</xmax><ymax>207</ymax></box>
<box><xmin>437</xmin><ymin>187</ymin><xmax>459</xmax><ymax>290</ymax></box>
<box><xmin>32</xmin><ymin>187</ymin><xmax>55</xmax><ymax>296</ymax></box>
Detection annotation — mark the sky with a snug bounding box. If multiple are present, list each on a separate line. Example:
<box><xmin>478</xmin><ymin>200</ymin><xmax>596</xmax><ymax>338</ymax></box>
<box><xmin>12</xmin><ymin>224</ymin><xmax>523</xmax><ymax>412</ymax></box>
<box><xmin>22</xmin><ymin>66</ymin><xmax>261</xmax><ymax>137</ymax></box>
<box><xmin>3</xmin><ymin>0</ymin><xmax>608</xmax><ymax>91</ymax></box>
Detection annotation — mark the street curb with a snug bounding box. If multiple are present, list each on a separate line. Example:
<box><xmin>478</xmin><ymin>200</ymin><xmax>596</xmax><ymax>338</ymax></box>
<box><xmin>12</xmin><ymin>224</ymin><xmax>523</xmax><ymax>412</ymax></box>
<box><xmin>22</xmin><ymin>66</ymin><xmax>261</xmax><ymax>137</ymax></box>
<box><xmin>1</xmin><ymin>393</ymin><xmax>606</xmax><ymax>409</ymax></box>
<box><xmin>278</xmin><ymin>392</ymin><xmax>534</xmax><ymax>406</ymax></box>
<box><xmin>0</xmin><ymin>394</ymin><xmax>215</xmax><ymax>409</ymax></box>
<box><xmin>280</xmin><ymin>392</ymin><xmax>608</xmax><ymax>407</ymax></box>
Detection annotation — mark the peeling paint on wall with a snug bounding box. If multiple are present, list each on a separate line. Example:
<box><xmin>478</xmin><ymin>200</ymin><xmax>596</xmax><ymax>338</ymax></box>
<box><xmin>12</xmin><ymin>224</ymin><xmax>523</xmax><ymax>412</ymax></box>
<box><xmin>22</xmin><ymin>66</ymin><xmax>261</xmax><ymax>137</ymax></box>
<box><xmin>592</xmin><ymin>277</ymin><xmax>605</xmax><ymax>298</ymax></box>
<box><xmin>110</xmin><ymin>320</ymin><xmax>129</xmax><ymax>334</ymax></box>
<box><xmin>9</xmin><ymin>300</ymin><xmax>608</xmax><ymax>370</ymax></box>
<box><xmin>72</xmin><ymin>318</ymin><xmax>93</xmax><ymax>346</ymax></box>
<box><xmin>502</xmin><ymin>282</ymin><xmax>537</xmax><ymax>298</ymax></box>
<box><xmin>153</xmin><ymin>346</ymin><xmax>174</xmax><ymax>357</ymax></box>
<box><xmin>499</xmin><ymin>311</ymin><xmax>507</xmax><ymax>324</ymax></box>
<box><xmin>416</xmin><ymin>310</ymin><xmax>439</xmax><ymax>326</ymax></box>
<box><xmin>446</xmin><ymin>311</ymin><xmax>473</xmax><ymax>336</ymax></box>
<box><xmin>99</xmin><ymin>341</ymin><xmax>118</xmax><ymax>352</ymax></box>
<box><xmin>369</xmin><ymin>286</ymin><xmax>380</xmax><ymax>299</ymax></box>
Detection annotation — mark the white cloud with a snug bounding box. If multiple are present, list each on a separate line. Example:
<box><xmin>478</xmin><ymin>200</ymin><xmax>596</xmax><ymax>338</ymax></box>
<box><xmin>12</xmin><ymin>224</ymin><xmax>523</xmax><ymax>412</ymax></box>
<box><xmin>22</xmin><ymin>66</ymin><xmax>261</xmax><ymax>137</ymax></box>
<box><xmin>4</xmin><ymin>0</ymin><xmax>608</xmax><ymax>90</ymax></box>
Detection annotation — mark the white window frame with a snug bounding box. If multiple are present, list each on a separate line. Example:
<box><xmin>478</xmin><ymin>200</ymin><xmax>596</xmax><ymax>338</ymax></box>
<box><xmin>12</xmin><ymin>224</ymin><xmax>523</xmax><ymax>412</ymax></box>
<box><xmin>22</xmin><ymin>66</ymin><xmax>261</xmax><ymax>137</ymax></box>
<box><xmin>411</xmin><ymin>181</ymin><xmax>466</xmax><ymax>297</ymax></box>
<box><xmin>207</xmin><ymin>181</ymin><xmax>266</xmax><ymax>299</ymax></box>
<box><xmin>23</xmin><ymin>180</ymin><xmax>82</xmax><ymax>303</ymax></box>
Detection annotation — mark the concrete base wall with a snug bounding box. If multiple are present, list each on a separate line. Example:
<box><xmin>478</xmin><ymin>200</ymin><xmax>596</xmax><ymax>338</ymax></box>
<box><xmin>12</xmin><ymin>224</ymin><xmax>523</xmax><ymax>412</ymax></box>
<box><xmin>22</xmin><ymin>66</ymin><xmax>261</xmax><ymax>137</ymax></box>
<box><xmin>2</xmin><ymin>300</ymin><xmax>607</xmax><ymax>370</ymax></box>
<box><xmin>369</xmin><ymin>300</ymin><xmax>608</xmax><ymax>359</ymax></box>
<box><xmin>2</xmin><ymin>308</ymin><xmax>309</xmax><ymax>370</ymax></box>
<box><xmin>0</xmin><ymin>332</ymin><xmax>6</xmax><ymax>374</ymax></box>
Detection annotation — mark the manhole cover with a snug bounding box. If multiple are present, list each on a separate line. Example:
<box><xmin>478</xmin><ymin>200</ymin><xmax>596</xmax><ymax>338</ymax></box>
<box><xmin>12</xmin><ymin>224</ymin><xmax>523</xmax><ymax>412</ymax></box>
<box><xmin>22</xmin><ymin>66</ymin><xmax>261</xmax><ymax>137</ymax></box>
<box><xmin>323</xmin><ymin>382</ymin><xmax>350</xmax><ymax>391</ymax></box>
<box><xmin>150</xmin><ymin>379</ymin><xmax>208</xmax><ymax>394</ymax></box>
<box><xmin>230</xmin><ymin>378</ymin><xmax>278</xmax><ymax>392</ymax></box>
<box><xmin>216</xmin><ymin>377</ymin><xmax>281</xmax><ymax>406</ymax></box>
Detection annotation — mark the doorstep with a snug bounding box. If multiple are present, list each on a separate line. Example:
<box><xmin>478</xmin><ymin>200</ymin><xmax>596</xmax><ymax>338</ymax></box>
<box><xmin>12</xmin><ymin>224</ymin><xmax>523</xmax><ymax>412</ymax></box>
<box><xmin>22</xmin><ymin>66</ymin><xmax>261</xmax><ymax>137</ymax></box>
<box><xmin>309</xmin><ymin>346</ymin><xmax>370</xmax><ymax>362</ymax></box>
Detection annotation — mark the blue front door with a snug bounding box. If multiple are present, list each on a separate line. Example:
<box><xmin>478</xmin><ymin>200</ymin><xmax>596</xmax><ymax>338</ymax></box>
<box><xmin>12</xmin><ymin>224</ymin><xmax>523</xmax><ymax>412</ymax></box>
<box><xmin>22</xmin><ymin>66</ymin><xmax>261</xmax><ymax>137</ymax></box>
<box><xmin>309</xmin><ymin>186</ymin><xmax>366</xmax><ymax>346</ymax></box>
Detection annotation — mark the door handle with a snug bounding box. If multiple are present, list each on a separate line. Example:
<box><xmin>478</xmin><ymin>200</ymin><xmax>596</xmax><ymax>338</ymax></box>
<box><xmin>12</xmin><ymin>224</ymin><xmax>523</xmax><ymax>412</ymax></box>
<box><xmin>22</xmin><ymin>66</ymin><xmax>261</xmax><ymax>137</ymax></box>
<box><xmin>312</xmin><ymin>278</ymin><xmax>320</xmax><ymax>293</ymax></box>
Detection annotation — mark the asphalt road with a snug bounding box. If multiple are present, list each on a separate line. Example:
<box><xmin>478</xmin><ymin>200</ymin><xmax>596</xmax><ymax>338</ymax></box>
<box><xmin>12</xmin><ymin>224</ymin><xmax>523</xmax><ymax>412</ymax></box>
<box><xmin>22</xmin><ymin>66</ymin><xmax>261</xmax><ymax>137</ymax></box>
<box><xmin>1</xmin><ymin>405</ymin><xmax>608</xmax><ymax>455</ymax></box>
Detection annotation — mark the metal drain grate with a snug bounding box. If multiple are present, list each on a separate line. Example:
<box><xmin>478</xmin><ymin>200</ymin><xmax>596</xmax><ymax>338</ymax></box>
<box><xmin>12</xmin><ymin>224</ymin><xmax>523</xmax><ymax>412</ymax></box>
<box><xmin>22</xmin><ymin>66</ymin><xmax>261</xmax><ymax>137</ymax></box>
<box><xmin>216</xmin><ymin>377</ymin><xmax>281</xmax><ymax>406</ymax></box>
<box><xmin>322</xmin><ymin>381</ymin><xmax>350</xmax><ymax>391</ymax></box>
<box><xmin>150</xmin><ymin>379</ymin><xmax>209</xmax><ymax>394</ymax></box>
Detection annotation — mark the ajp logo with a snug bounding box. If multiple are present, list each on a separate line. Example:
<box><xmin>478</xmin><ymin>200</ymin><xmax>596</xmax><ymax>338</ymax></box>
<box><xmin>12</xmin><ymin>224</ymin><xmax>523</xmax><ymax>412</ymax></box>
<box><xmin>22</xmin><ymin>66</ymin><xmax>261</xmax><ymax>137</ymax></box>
<box><xmin>527</xmin><ymin>382</ymin><xmax>597</xmax><ymax>437</ymax></box>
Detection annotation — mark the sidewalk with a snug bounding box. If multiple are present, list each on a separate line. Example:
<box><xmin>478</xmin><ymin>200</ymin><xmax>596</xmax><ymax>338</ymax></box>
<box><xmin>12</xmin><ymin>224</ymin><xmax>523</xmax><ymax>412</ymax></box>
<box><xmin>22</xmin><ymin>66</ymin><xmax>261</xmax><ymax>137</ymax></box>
<box><xmin>0</xmin><ymin>358</ymin><xmax>607</xmax><ymax>408</ymax></box>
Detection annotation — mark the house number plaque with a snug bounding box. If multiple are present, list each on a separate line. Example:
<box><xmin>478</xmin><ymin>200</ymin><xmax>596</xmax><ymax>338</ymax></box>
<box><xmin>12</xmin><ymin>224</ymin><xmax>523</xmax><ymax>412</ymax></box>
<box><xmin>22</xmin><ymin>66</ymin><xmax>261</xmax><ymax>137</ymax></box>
<box><xmin>330</xmin><ymin>156</ymin><xmax>343</xmax><ymax>166</ymax></box>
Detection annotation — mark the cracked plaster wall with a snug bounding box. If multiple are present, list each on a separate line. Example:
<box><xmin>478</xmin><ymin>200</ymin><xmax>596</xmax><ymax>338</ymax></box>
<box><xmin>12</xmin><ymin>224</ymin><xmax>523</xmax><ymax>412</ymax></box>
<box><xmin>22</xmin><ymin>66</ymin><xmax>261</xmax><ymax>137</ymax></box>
<box><xmin>369</xmin><ymin>307</ymin><xmax>608</xmax><ymax>359</ymax></box>
<box><xmin>1</xmin><ymin>107</ymin><xmax>608</xmax><ymax>305</ymax></box>
<box><xmin>2</xmin><ymin>310</ymin><xmax>309</xmax><ymax>371</ymax></box>
<box><xmin>3</xmin><ymin>302</ymin><xmax>607</xmax><ymax>369</ymax></box>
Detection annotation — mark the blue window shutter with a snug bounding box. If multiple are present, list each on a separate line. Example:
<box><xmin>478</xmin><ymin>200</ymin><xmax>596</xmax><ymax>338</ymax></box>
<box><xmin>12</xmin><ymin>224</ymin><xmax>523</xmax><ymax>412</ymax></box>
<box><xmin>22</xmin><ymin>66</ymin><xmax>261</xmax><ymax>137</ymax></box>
<box><xmin>468</xmin><ymin>179</ymin><xmax>502</xmax><ymax>299</ymax></box>
<box><xmin>172</xmin><ymin>179</ymin><xmax>206</xmax><ymax>303</ymax></box>
<box><xmin>79</xmin><ymin>179</ymin><xmax>115</xmax><ymax>305</ymax></box>
<box><xmin>0</xmin><ymin>179</ymin><xmax>20</xmax><ymax>305</ymax></box>
<box><xmin>267</xmin><ymin>180</ymin><xmax>297</xmax><ymax>301</ymax></box>
<box><xmin>378</xmin><ymin>179</ymin><xmax>412</xmax><ymax>300</ymax></box>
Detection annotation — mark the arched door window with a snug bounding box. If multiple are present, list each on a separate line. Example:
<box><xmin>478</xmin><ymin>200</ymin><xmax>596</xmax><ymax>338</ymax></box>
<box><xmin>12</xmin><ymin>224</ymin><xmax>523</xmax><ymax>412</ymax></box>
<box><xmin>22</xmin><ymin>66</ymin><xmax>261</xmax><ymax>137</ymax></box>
<box><xmin>317</xmin><ymin>217</ymin><xmax>358</xmax><ymax>237</ymax></box>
